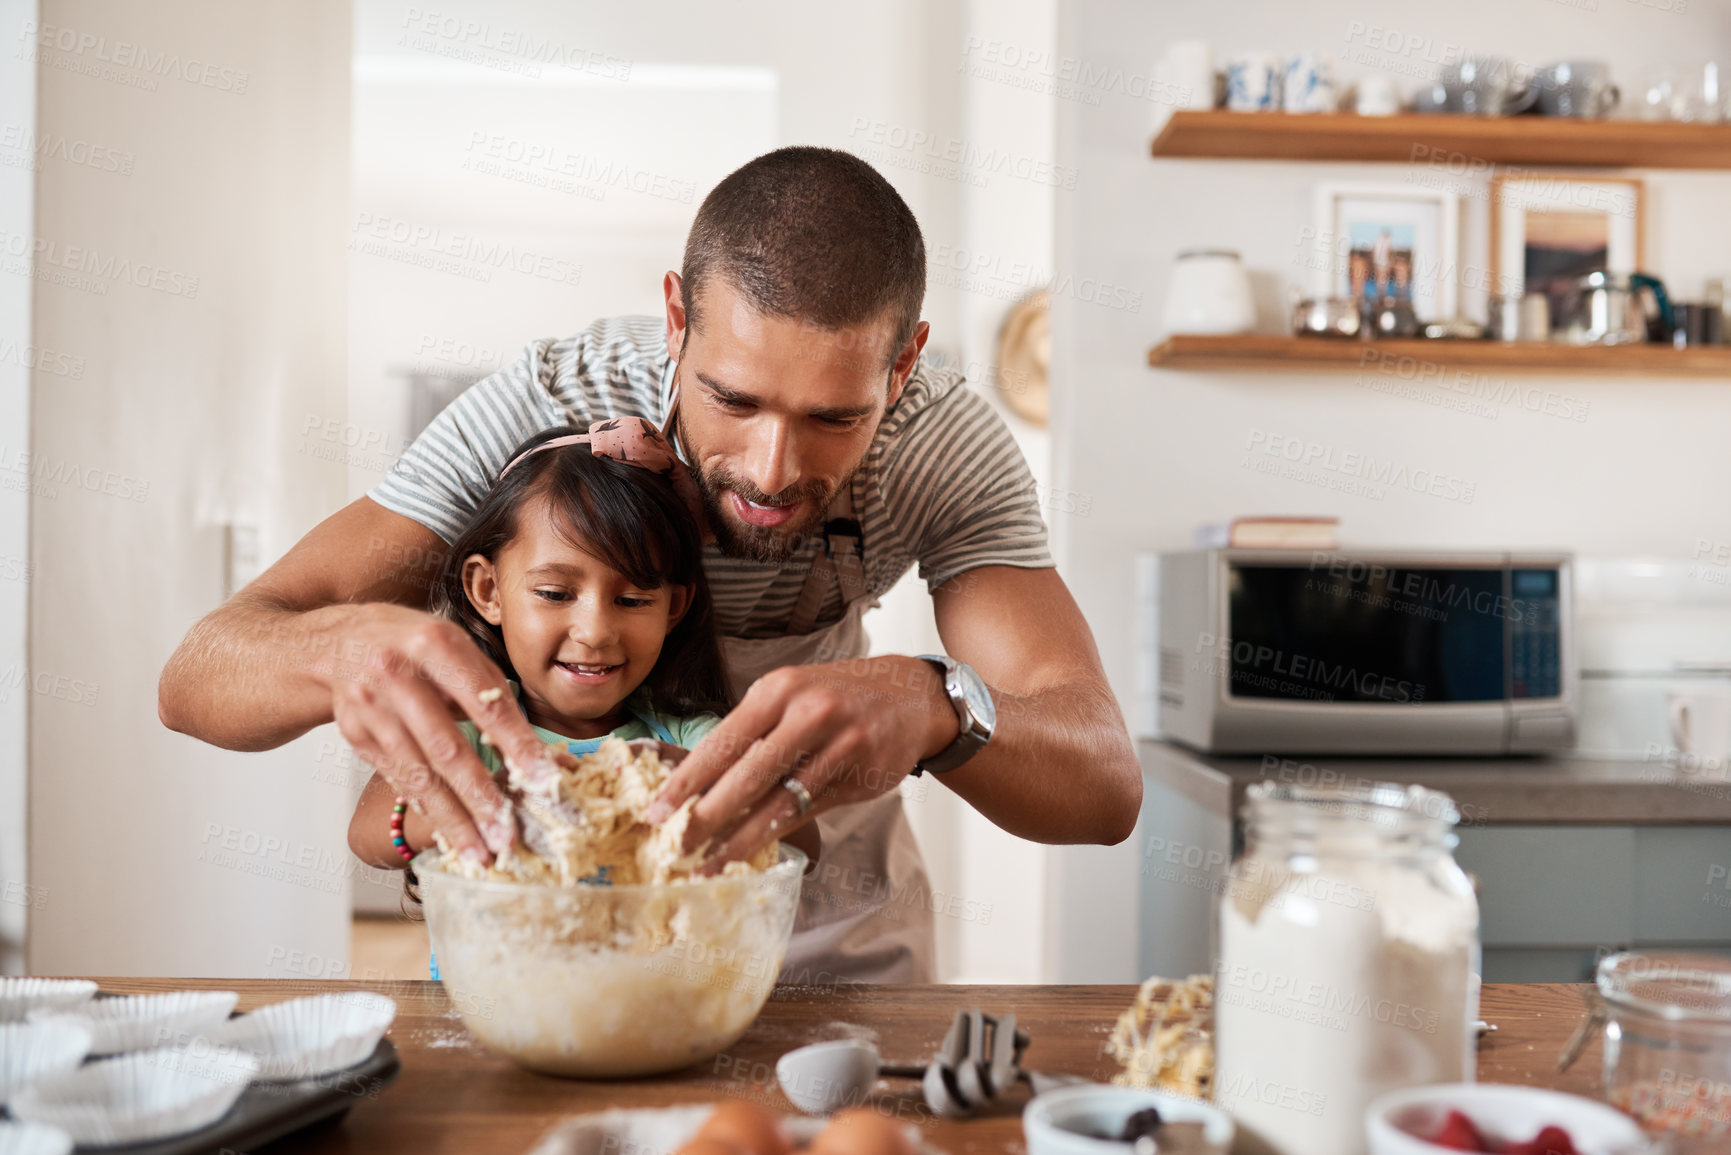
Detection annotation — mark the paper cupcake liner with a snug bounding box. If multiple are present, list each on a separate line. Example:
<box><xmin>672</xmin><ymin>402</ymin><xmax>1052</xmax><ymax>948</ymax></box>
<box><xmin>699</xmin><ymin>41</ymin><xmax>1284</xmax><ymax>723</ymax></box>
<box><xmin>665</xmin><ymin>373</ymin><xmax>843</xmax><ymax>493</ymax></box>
<box><xmin>0</xmin><ymin>1121</ymin><xmax>74</xmax><ymax>1155</ymax></box>
<box><xmin>29</xmin><ymin>990</ymin><xmax>237</xmax><ymax>1056</ymax></box>
<box><xmin>202</xmin><ymin>992</ymin><xmax>395</xmax><ymax>1082</ymax></box>
<box><xmin>8</xmin><ymin>1045</ymin><xmax>259</xmax><ymax>1146</ymax></box>
<box><xmin>0</xmin><ymin>1021</ymin><xmax>93</xmax><ymax>1103</ymax></box>
<box><xmin>0</xmin><ymin>980</ymin><xmax>96</xmax><ymax>1025</ymax></box>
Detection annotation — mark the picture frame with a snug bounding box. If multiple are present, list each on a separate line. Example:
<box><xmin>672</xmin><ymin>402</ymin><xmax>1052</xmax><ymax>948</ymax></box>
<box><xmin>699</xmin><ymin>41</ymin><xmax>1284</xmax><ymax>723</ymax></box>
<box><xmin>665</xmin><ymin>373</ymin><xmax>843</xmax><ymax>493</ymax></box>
<box><xmin>1312</xmin><ymin>182</ymin><xmax>1460</xmax><ymax>323</ymax></box>
<box><xmin>1490</xmin><ymin>173</ymin><xmax>1643</xmax><ymax>311</ymax></box>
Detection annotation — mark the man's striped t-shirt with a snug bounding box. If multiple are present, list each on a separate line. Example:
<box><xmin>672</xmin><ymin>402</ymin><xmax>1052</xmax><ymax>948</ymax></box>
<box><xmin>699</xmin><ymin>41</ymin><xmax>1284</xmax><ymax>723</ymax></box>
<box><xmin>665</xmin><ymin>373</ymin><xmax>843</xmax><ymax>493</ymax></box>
<box><xmin>370</xmin><ymin>315</ymin><xmax>1053</xmax><ymax>640</ymax></box>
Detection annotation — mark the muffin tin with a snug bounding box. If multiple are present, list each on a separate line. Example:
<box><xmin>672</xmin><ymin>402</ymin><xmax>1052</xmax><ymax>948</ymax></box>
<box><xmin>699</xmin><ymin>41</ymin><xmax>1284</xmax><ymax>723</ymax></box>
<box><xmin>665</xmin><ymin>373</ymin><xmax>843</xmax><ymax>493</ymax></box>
<box><xmin>0</xmin><ymin>987</ymin><xmax>400</xmax><ymax>1152</ymax></box>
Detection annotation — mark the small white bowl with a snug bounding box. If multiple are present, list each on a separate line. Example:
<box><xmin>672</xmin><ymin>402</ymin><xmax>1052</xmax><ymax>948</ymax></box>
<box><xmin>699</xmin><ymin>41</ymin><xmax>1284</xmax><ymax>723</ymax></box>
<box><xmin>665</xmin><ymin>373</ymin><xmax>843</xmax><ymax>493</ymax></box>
<box><xmin>1023</xmin><ymin>1084</ymin><xmax>1234</xmax><ymax>1155</ymax></box>
<box><xmin>201</xmin><ymin>992</ymin><xmax>396</xmax><ymax>1081</ymax></box>
<box><xmin>8</xmin><ymin>1045</ymin><xmax>258</xmax><ymax>1146</ymax></box>
<box><xmin>0</xmin><ymin>1021</ymin><xmax>92</xmax><ymax>1102</ymax></box>
<box><xmin>29</xmin><ymin>990</ymin><xmax>237</xmax><ymax>1056</ymax></box>
<box><xmin>0</xmin><ymin>1121</ymin><xmax>74</xmax><ymax>1155</ymax></box>
<box><xmin>1366</xmin><ymin>1083</ymin><xmax>1648</xmax><ymax>1155</ymax></box>
<box><xmin>0</xmin><ymin>980</ymin><xmax>96</xmax><ymax>1025</ymax></box>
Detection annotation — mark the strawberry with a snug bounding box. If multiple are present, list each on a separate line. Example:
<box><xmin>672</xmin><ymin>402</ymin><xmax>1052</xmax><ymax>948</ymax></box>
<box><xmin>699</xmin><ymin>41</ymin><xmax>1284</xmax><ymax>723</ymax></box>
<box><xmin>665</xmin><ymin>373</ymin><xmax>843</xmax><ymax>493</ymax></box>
<box><xmin>1427</xmin><ymin>1109</ymin><xmax>1492</xmax><ymax>1151</ymax></box>
<box><xmin>1504</xmin><ymin>1125</ymin><xmax>1578</xmax><ymax>1155</ymax></box>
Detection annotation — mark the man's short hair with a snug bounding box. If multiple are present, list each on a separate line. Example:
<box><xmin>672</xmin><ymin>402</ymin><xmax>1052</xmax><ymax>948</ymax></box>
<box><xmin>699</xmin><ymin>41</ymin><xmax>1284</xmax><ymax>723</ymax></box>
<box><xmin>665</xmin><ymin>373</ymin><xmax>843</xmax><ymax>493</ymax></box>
<box><xmin>680</xmin><ymin>146</ymin><xmax>925</xmax><ymax>365</ymax></box>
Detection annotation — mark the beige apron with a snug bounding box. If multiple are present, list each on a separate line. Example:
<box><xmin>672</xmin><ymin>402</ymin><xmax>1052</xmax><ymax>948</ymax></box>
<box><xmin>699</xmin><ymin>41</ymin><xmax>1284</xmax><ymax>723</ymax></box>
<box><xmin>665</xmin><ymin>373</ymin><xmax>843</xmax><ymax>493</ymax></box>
<box><xmin>658</xmin><ymin>366</ymin><xmax>937</xmax><ymax>985</ymax></box>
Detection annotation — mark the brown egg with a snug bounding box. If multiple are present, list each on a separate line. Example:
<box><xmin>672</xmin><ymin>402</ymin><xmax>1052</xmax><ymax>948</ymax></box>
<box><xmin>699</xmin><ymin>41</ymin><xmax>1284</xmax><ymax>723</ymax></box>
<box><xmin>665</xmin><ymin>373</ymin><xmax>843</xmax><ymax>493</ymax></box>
<box><xmin>675</xmin><ymin>1138</ymin><xmax>753</xmax><ymax>1155</ymax></box>
<box><xmin>695</xmin><ymin>1100</ymin><xmax>793</xmax><ymax>1155</ymax></box>
<box><xmin>809</xmin><ymin>1109</ymin><xmax>915</xmax><ymax>1155</ymax></box>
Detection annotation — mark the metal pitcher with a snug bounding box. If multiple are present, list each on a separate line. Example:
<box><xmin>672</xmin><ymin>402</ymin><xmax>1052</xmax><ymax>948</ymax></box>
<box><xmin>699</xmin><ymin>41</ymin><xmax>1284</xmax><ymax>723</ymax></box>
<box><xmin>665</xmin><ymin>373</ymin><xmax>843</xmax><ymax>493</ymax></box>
<box><xmin>1562</xmin><ymin>271</ymin><xmax>1671</xmax><ymax>346</ymax></box>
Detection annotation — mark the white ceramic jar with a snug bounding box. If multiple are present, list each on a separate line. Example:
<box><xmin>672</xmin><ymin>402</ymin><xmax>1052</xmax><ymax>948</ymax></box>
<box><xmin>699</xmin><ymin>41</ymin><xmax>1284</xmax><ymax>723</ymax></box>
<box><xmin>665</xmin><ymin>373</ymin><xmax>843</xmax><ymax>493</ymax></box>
<box><xmin>1213</xmin><ymin>781</ymin><xmax>1481</xmax><ymax>1155</ymax></box>
<box><xmin>1161</xmin><ymin>249</ymin><xmax>1256</xmax><ymax>335</ymax></box>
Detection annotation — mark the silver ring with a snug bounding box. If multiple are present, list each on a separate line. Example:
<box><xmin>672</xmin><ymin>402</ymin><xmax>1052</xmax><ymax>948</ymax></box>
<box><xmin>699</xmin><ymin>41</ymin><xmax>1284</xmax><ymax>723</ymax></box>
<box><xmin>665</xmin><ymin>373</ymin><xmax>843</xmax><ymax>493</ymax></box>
<box><xmin>781</xmin><ymin>776</ymin><xmax>813</xmax><ymax>817</ymax></box>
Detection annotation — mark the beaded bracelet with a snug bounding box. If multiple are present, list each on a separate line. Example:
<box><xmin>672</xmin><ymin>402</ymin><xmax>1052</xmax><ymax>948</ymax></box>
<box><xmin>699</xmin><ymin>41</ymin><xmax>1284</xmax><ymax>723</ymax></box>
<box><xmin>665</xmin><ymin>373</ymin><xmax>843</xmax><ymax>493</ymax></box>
<box><xmin>389</xmin><ymin>797</ymin><xmax>414</xmax><ymax>863</ymax></box>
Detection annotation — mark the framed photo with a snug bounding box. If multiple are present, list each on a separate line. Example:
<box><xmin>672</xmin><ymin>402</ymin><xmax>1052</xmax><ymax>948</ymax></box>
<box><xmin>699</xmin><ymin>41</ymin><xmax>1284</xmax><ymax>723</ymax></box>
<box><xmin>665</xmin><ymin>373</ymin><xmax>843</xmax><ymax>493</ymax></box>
<box><xmin>1313</xmin><ymin>182</ymin><xmax>1460</xmax><ymax>322</ymax></box>
<box><xmin>1490</xmin><ymin>173</ymin><xmax>1642</xmax><ymax>320</ymax></box>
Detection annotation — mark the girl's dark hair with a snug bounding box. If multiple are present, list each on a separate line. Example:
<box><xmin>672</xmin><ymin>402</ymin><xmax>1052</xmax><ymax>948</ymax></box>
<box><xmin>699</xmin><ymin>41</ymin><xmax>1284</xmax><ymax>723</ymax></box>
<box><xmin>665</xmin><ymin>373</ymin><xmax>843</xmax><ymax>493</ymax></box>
<box><xmin>433</xmin><ymin>426</ymin><xmax>733</xmax><ymax>717</ymax></box>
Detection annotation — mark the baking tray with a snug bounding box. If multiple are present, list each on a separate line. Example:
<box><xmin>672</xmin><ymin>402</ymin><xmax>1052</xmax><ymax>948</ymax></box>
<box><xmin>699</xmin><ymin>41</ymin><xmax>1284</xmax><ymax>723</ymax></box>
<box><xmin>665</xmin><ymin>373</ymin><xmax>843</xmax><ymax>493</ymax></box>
<box><xmin>69</xmin><ymin>1037</ymin><xmax>400</xmax><ymax>1154</ymax></box>
<box><xmin>9</xmin><ymin>990</ymin><xmax>403</xmax><ymax>1154</ymax></box>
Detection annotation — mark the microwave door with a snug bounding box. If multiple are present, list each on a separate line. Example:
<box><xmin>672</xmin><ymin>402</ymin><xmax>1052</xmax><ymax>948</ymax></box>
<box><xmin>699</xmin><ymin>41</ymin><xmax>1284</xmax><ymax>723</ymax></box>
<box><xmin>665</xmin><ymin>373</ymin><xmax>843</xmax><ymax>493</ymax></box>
<box><xmin>1217</xmin><ymin>563</ymin><xmax>1513</xmax><ymax>754</ymax></box>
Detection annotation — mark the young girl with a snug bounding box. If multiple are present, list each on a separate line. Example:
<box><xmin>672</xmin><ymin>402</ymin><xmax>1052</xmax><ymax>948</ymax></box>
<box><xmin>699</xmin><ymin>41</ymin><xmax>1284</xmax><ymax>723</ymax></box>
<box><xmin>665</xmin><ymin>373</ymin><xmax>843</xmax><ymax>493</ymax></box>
<box><xmin>348</xmin><ymin>422</ymin><xmax>747</xmax><ymax>873</ymax></box>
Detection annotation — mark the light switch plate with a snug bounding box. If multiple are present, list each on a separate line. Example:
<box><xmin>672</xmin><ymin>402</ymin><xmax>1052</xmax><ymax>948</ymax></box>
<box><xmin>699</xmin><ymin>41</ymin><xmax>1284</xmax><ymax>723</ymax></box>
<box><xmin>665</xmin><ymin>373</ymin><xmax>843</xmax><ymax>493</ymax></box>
<box><xmin>223</xmin><ymin>523</ymin><xmax>260</xmax><ymax>600</ymax></box>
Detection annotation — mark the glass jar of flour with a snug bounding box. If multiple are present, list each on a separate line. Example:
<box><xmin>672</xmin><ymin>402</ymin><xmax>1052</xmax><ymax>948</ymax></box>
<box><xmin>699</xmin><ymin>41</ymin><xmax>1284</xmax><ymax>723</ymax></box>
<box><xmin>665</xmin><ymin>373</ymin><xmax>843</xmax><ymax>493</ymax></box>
<box><xmin>1213</xmin><ymin>781</ymin><xmax>1480</xmax><ymax>1155</ymax></box>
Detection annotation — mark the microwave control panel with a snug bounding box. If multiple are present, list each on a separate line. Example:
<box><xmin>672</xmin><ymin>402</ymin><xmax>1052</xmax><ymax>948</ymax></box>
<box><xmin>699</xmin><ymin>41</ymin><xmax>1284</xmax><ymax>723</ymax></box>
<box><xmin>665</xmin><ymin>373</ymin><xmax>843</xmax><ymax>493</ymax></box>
<box><xmin>1508</xmin><ymin>568</ymin><xmax>1562</xmax><ymax>700</ymax></box>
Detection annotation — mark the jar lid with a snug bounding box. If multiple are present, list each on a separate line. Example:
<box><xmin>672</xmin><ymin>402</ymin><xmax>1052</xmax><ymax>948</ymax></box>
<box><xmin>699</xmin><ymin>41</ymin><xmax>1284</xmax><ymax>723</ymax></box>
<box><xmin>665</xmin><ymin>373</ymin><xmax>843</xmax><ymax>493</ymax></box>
<box><xmin>1244</xmin><ymin>780</ymin><xmax>1461</xmax><ymax>827</ymax></box>
<box><xmin>1597</xmin><ymin>951</ymin><xmax>1731</xmax><ymax>1022</ymax></box>
<box><xmin>1175</xmin><ymin>248</ymin><xmax>1241</xmax><ymax>261</ymax></box>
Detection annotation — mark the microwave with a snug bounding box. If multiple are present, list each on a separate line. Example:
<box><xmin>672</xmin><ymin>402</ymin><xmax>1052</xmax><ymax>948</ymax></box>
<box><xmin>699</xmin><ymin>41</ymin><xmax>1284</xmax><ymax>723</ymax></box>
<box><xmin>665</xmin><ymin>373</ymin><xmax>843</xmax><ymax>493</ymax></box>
<box><xmin>1157</xmin><ymin>550</ymin><xmax>1575</xmax><ymax>755</ymax></box>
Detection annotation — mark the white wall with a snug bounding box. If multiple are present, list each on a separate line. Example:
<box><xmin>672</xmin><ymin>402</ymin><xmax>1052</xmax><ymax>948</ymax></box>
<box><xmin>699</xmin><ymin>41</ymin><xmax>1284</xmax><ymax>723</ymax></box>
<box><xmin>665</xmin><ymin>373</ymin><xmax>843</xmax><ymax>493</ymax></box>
<box><xmin>934</xmin><ymin>0</ymin><xmax>1060</xmax><ymax>983</ymax></box>
<box><xmin>1051</xmin><ymin>0</ymin><xmax>1731</xmax><ymax>982</ymax></box>
<box><xmin>345</xmin><ymin>0</ymin><xmax>970</xmax><ymax>503</ymax></box>
<box><xmin>27</xmin><ymin>0</ymin><xmax>352</xmax><ymax>974</ymax></box>
<box><xmin>0</xmin><ymin>0</ymin><xmax>38</xmax><ymax>975</ymax></box>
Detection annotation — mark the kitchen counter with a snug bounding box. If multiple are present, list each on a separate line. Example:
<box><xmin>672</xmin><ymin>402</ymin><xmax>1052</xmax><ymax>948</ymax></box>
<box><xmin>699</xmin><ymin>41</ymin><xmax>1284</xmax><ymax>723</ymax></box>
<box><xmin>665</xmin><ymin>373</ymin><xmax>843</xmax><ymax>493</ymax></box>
<box><xmin>1140</xmin><ymin>738</ymin><xmax>1731</xmax><ymax>825</ymax></box>
<box><xmin>1136</xmin><ymin>739</ymin><xmax>1731</xmax><ymax>983</ymax></box>
<box><xmin>90</xmin><ymin>976</ymin><xmax>1603</xmax><ymax>1155</ymax></box>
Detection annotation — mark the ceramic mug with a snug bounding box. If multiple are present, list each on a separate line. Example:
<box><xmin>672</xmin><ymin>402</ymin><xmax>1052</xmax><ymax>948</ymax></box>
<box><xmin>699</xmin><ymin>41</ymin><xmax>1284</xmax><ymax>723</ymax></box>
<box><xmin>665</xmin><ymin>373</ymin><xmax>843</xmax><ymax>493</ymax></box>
<box><xmin>1519</xmin><ymin>293</ymin><xmax>1552</xmax><ymax>342</ymax></box>
<box><xmin>1668</xmin><ymin>686</ymin><xmax>1731</xmax><ymax>772</ymax></box>
<box><xmin>1354</xmin><ymin>75</ymin><xmax>1402</xmax><ymax>116</ymax></box>
<box><xmin>1441</xmin><ymin>55</ymin><xmax>1538</xmax><ymax>116</ymax></box>
<box><xmin>1159</xmin><ymin>40</ymin><xmax>1216</xmax><ymax>111</ymax></box>
<box><xmin>1283</xmin><ymin>53</ymin><xmax>1337</xmax><ymax>113</ymax></box>
<box><xmin>1225</xmin><ymin>52</ymin><xmax>1282</xmax><ymax>111</ymax></box>
<box><xmin>1163</xmin><ymin>249</ymin><xmax>1256</xmax><ymax>335</ymax></box>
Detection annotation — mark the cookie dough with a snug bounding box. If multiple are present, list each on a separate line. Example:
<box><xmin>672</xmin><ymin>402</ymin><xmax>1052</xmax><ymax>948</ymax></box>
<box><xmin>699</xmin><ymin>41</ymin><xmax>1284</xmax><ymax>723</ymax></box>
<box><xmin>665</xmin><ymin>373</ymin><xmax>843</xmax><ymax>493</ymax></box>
<box><xmin>433</xmin><ymin>736</ymin><xmax>777</xmax><ymax>886</ymax></box>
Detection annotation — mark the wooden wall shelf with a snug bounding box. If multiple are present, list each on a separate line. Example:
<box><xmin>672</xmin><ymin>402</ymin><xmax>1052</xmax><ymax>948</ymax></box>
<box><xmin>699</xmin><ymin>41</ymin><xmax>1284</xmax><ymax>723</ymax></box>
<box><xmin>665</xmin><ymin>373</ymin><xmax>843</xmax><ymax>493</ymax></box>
<box><xmin>1147</xmin><ymin>335</ymin><xmax>1731</xmax><ymax>378</ymax></box>
<box><xmin>1150</xmin><ymin>111</ymin><xmax>1731</xmax><ymax>169</ymax></box>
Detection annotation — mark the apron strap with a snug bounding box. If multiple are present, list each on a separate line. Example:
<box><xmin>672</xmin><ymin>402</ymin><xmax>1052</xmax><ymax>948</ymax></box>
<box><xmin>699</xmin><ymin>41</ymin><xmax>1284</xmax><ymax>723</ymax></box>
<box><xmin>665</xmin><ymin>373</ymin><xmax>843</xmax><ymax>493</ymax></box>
<box><xmin>787</xmin><ymin>484</ymin><xmax>865</xmax><ymax>636</ymax></box>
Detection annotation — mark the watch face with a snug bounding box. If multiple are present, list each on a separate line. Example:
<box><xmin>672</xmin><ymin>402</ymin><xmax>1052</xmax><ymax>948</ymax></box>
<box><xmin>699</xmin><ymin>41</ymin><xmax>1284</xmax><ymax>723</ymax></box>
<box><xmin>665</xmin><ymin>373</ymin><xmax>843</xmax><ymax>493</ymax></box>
<box><xmin>956</xmin><ymin>662</ymin><xmax>997</xmax><ymax>730</ymax></box>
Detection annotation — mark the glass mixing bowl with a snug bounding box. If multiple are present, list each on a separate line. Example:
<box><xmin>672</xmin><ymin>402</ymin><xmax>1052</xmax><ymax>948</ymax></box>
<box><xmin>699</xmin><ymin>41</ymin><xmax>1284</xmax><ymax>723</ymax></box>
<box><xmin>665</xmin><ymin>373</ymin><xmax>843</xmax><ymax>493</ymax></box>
<box><xmin>415</xmin><ymin>844</ymin><xmax>806</xmax><ymax>1078</ymax></box>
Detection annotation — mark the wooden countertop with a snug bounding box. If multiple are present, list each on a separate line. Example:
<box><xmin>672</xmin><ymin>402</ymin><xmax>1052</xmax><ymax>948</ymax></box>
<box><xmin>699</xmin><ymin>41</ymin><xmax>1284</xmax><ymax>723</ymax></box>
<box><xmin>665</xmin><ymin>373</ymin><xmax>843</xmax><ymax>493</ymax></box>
<box><xmin>87</xmin><ymin>977</ymin><xmax>1603</xmax><ymax>1155</ymax></box>
<box><xmin>1141</xmin><ymin>739</ymin><xmax>1731</xmax><ymax>825</ymax></box>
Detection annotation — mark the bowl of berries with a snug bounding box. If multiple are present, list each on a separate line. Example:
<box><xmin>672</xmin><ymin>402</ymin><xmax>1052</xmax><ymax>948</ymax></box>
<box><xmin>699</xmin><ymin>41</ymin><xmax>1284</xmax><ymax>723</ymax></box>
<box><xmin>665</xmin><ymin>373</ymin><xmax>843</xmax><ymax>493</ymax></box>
<box><xmin>1366</xmin><ymin>1084</ymin><xmax>1654</xmax><ymax>1155</ymax></box>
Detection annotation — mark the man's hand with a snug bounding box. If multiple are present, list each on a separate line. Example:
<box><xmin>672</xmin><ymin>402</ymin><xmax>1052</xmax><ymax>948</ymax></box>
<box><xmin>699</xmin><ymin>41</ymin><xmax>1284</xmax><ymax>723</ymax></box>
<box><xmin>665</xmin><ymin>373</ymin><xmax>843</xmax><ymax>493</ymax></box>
<box><xmin>629</xmin><ymin>738</ymin><xmax>821</xmax><ymax>869</ymax></box>
<box><xmin>320</xmin><ymin>603</ymin><xmax>564</xmax><ymax>865</ymax></box>
<box><xmin>158</xmin><ymin>498</ymin><xmax>561</xmax><ymax>867</ymax></box>
<box><xmin>643</xmin><ymin>567</ymin><xmax>1141</xmax><ymax>867</ymax></box>
<box><xmin>645</xmin><ymin>657</ymin><xmax>956</xmax><ymax>870</ymax></box>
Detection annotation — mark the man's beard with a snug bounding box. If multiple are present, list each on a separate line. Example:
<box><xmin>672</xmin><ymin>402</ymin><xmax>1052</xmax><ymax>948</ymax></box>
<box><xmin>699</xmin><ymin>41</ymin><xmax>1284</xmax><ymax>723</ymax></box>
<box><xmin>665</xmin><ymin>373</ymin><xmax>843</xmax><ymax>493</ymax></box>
<box><xmin>678</xmin><ymin>414</ymin><xmax>844</xmax><ymax>564</ymax></box>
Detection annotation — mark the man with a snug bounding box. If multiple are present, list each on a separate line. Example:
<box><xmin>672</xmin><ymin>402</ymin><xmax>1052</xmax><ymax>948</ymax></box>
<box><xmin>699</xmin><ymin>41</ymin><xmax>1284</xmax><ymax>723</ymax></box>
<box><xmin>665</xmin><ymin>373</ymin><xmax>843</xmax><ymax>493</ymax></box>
<box><xmin>159</xmin><ymin>146</ymin><xmax>1141</xmax><ymax>983</ymax></box>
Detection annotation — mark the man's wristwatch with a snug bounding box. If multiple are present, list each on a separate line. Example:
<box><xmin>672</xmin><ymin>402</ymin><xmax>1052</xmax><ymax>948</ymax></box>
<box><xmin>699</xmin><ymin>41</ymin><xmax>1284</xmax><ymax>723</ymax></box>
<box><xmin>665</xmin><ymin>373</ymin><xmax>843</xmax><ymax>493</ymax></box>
<box><xmin>911</xmin><ymin>654</ymin><xmax>996</xmax><ymax>776</ymax></box>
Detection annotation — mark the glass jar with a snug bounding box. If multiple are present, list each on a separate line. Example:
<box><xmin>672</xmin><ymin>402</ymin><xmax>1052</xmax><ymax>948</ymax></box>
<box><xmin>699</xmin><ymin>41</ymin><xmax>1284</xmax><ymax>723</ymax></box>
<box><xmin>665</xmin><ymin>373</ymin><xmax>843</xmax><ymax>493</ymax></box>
<box><xmin>1598</xmin><ymin>951</ymin><xmax>1731</xmax><ymax>1146</ymax></box>
<box><xmin>1213</xmin><ymin>781</ymin><xmax>1481</xmax><ymax>1155</ymax></box>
